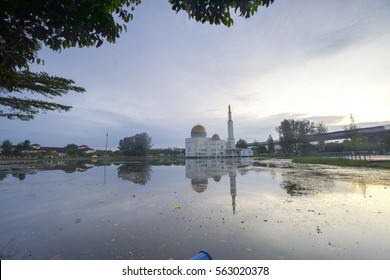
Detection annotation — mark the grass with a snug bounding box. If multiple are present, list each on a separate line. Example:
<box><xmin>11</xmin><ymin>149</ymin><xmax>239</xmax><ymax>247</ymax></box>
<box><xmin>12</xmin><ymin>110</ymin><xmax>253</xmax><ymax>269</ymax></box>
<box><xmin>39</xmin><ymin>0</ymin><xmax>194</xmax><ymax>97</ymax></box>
<box><xmin>292</xmin><ymin>156</ymin><xmax>390</xmax><ymax>169</ymax></box>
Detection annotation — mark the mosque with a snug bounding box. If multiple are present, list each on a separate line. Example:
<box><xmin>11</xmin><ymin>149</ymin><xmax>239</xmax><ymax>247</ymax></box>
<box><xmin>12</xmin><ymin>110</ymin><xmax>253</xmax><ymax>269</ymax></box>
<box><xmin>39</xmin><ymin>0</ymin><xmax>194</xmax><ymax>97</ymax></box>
<box><xmin>185</xmin><ymin>105</ymin><xmax>253</xmax><ymax>158</ymax></box>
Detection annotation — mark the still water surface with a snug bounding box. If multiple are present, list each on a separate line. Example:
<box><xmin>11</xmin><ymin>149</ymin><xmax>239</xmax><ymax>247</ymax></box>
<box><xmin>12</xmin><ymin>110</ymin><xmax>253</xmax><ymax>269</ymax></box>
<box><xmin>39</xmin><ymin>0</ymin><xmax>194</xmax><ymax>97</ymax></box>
<box><xmin>1</xmin><ymin>159</ymin><xmax>389</xmax><ymax>260</ymax></box>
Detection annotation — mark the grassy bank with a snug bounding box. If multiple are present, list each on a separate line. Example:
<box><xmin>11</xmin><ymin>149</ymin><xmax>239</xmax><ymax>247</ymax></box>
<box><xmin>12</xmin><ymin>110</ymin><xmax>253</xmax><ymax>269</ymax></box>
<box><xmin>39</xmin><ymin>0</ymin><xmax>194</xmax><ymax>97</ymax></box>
<box><xmin>292</xmin><ymin>156</ymin><xmax>390</xmax><ymax>169</ymax></box>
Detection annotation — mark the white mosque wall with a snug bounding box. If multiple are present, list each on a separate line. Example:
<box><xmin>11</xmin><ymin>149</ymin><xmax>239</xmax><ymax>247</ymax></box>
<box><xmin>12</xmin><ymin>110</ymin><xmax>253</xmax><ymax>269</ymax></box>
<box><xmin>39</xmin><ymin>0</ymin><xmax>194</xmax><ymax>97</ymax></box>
<box><xmin>185</xmin><ymin>137</ymin><xmax>227</xmax><ymax>158</ymax></box>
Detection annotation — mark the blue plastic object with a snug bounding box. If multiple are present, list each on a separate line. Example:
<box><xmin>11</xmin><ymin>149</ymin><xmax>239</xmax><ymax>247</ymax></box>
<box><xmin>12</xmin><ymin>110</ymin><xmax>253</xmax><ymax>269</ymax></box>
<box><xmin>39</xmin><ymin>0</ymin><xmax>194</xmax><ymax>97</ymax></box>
<box><xmin>190</xmin><ymin>250</ymin><xmax>213</xmax><ymax>260</ymax></box>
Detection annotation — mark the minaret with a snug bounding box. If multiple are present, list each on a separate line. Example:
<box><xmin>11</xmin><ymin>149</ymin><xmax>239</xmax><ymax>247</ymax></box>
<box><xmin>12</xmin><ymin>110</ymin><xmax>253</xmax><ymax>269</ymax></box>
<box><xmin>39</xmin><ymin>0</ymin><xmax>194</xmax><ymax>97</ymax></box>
<box><xmin>227</xmin><ymin>105</ymin><xmax>235</xmax><ymax>151</ymax></box>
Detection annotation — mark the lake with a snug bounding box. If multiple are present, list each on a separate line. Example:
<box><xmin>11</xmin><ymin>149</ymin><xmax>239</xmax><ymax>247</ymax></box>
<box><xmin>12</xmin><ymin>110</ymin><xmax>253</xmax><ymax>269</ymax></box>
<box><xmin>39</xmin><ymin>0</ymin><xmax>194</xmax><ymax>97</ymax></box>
<box><xmin>1</xmin><ymin>158</ymin><xmax>390</xmax><ymax>260</ymax></box>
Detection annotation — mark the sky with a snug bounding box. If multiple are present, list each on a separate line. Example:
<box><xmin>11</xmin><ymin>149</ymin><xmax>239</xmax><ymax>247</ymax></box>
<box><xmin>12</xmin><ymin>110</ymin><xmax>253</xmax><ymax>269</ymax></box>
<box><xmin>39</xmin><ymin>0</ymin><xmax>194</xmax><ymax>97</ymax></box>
<box><xmin>1</xmin><ymin>0</ymin><xmax>390</xmax><ymax>149</ymax></box>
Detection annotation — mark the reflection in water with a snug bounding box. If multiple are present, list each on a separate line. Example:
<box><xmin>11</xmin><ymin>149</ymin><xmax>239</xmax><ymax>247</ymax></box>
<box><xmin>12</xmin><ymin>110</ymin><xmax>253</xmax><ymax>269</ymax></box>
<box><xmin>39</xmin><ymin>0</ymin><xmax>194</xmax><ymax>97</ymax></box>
<box><xmin>280</xmin><ymin>168</ymin><xmax>336</xmax><ymax>196</ymax></box>
<box><xmin>185</xmin><ymin>159</ymin><xmax>245</xmax><ymax>214</ymax></box>
<box><xmin>355</xmin><ymin>181</ymin><xmax>368</xmax><ymax>197</ymax></box>
<box><xmin>117</xmin><ymin>163</ymin><xmax>152</xmax><ymax>185</ymax></box>
<box><xmin>279</xmin><ymin>163</ymin><xmax>390</xmax><ymax>197</ymax></box>
<box><xmin>281</xmin><ymin>180</ymin><xmax>312</xmax><ymax>196</ymax></box>
<box><xmin>2</xmin><ymin>158</ymin><xmax>390</xmax><ymax>260</ymax></box>
<box><xmin>230</xmin><ymin>171</ymin><xmax>237</xmax><ymax>214</ymax></box>
<box><xmin>0</xmin><ymin>172</ymin><xmax>6</xmax><ymax>181</ymax></box>
<box><xmin>0</xmin><ymin>161</ymin><xmax>95</xmax><ymax>182</ymax></box>
<box><xmin>12</xmin><ymin>173</ymin><xmax>26</xmax><ymax>181</ymax></box>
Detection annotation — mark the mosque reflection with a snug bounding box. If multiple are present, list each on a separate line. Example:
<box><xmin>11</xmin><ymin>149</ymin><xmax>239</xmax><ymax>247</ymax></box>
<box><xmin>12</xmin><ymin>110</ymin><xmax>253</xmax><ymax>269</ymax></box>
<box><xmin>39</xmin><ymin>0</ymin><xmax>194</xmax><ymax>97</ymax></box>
<box><xmin>185</xmin><ymin>158</ymin><xmax>251</xmax><ymax>214</ymax></box>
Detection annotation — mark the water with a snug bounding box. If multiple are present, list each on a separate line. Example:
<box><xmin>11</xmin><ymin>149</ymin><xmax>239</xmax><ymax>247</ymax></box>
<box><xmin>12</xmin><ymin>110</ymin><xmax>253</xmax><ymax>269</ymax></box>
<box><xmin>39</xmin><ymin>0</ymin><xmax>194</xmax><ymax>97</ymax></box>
<box><xmin>0</xmin><ymin>159</ymin><xmax>389</xmax><ymax>260</ymax></box>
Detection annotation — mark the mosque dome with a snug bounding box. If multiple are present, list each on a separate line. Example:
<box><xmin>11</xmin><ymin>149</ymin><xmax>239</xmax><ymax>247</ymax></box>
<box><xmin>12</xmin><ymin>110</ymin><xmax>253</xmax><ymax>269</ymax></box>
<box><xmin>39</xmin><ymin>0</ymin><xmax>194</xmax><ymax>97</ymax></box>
<box><xmin>211</xmin><ymin>133</ymin><xmax>220</xmax><ymax>140</ymax></box>
<box><xmin>191</xmin><ymin>124</ymin><xmax>207</xmax><ymax>138</ymax></box>
<box><xmin>213</xmin><ymin>175</ymin><xmax>221</xmax><ymax>182</ymax></box>
<box><xmin>191</xmin><ymin>179</ymin><xmax>208</xmax><ymax>193</ymax></box>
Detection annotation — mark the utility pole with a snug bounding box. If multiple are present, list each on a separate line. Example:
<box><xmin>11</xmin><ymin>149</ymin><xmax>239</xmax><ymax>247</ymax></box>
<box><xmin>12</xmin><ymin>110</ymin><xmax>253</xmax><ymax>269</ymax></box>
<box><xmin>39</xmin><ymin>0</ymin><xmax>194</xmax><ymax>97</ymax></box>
<box><xmin>105</xmin><ymin>132</ymin><xmax>108</xmax><ymax>157</ymax></box>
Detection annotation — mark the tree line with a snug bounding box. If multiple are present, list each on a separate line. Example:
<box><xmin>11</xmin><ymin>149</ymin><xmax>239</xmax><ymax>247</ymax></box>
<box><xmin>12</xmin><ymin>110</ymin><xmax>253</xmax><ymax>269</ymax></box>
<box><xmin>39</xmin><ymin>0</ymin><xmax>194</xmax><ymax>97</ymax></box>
<box><xmin>274</xmin><ymin>117</ymin><xmax>390</xmax><ymax>156</ymax></box>
<box><xmin>235</xmin><ymin>116</ymin><xmax>390</xmax><ymax>157</ymax></box>
<box><xmin>0</xmin><ymin>132</ymin><xmax>182</xmax><ymax>159</ymax></box>
<box><xmin>0</xmin><ymin>140</ymin><xmax>92</xmax><ymax>158</ymax></box>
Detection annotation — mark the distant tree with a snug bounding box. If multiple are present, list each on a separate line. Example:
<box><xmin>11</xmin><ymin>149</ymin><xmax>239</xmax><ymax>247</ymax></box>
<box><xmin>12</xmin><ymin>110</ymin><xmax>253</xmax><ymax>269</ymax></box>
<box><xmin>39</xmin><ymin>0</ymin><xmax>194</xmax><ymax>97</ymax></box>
<box><xmin>316</xmin><ymin>122</ymin><xmax>328</xmax><ymax>135</ymax></box>
<box><xmin>13</xmin><ymin>142</ymin><xmax>24</xmax><ymax>157</ymax></box>
<box><xmin>65</xmin><ymin>144</ymin><xmax>79</xmax><ymax>156</ymax></box>
<box><xmin>21</xmin><ymin>139</ymin><xmax>31</xmax><ymax>150</ymax></box>
<box><xmin>383</xmin><ymin>135</ymin><xmax>390</xmax><ymax>150</ymax></box>
<box><xmin>266</xmin><ymin>135</ymin><xmax>275</xmax><ymax>153</ymax></box>
<box><xmin>253</xmin><ymin>144</ymin><xmax>267</xmax><ymax>155</ymax></box>
<box><xmin>118</xmin><ymin>132</ymin><xmax>153</xmax><ymax>157</ymax></box>
<box><xmin>343</xmin><ymin>114</ymin><xmax>359</xmax><ymax>138</ymax></box>
<box><xmin>112</xmin><ymin>150</ymin><xmax>124</xmax><ymax>157</ymax></box>
<box><xmin>344</xmin><ymin>135</ymin><xmax>370</xmax><ymax>152</ymax></box>
<box><xmin>10</xmin><ymin>139</ymin><xmax>32</xmax><ymax>156</ymax></box>
<box><xmin>1</xmin><ymin>140</ymin><xmax>13</xmax><ymax>156</ymax></box>
<box><xmin>325</xmin><ymin>141</ymin><xmax>344</xmax><ymax>153</ymax></box>
<box><xmin>276</xmin><ymin>119</ymin><xmax>316</xmax><ymax>154</ymax></box>
<box><xmin>236</xmin><ymin>139</ymin><xmax>248</xmax><ymax>149</ymax></box>
<box><xmin>315</xmin><ymin>122</ymin><xmax>328</xmax><ymax>151</ymax></box>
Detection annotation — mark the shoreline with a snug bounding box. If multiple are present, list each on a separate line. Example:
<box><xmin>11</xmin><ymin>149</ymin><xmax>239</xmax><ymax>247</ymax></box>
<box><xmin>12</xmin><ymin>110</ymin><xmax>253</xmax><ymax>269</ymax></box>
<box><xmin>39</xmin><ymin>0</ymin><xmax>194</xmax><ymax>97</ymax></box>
<box><xmin>292</xmin><ymin>156</ymin><xmax>390</xmax><ymax>169</ymax></box>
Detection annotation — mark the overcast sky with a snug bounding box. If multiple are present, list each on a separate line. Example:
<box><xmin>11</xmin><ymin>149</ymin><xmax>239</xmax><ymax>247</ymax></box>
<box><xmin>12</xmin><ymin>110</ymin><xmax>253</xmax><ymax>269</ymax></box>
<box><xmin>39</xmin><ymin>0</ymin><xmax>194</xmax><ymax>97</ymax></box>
<box><xmin>1</xmin><ymin>0</ymin><xmax>390</xmax><ymax>149</ymax></box>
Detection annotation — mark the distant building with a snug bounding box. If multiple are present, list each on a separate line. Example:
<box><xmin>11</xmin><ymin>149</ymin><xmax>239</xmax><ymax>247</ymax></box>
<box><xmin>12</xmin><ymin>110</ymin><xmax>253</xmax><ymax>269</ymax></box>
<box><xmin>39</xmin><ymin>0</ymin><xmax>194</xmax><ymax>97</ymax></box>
<box><xmin>2</xmin><ymin>144</ymin><xmax>95</xmax><ymax>157</ymax></box>
<box><xmin>78</xmin><ymin>145</ymin><xmax>95</xmax><ymax>154</ymax></box>
<box><xmin>185</xmin><ymin>106</ymin><xmax>250</xmax><ymax>158</ymax></box>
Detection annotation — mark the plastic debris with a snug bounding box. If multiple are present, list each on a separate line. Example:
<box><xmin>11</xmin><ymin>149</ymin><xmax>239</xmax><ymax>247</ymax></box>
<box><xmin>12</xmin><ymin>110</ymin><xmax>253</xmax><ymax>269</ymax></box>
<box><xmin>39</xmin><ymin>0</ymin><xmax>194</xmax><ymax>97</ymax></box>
<box><xmin>173</xmin><ymin>205</ymin><xmax>181</xmax><ymax>209</ymax></box>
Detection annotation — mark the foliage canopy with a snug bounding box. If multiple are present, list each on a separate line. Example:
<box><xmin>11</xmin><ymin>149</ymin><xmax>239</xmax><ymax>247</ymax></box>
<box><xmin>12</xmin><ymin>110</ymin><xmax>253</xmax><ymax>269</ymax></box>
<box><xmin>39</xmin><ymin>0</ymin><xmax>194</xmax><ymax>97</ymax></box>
<box><xmin>236</xmin><ymin>139</ymin><xmax>248</xmax><ymax>149</ymax></box>
<box><xmin>0</xmin><ymin>71</ymin><xmax>85</xmax><ymax>120</ymax></box>
<box><xmin>118</xmin><ymin>132</ymin><xmax>153</xmax><ymax>157</ymax></box>
<box><xmin>169</xmin><ymin>0</ymin><xmax>275</xmax><ymax>27</ymax></box>
<box><xmin>1</xmin><ymin>0</ymin><xmax>139</xmax><ymax>120</ymax></box>
<box><xmin>276</xmin><ymin>119</ymin><xmax>317</xmax><ymax>155</ymax></box>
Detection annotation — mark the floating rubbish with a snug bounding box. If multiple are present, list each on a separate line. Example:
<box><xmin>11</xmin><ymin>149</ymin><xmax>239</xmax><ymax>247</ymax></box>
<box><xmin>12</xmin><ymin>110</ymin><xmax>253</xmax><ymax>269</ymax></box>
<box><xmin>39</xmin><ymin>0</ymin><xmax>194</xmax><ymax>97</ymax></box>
<box><xmin>173</xmin><ymin>205</ymin><xmax>181</xmax><ymax>209</ymax></box>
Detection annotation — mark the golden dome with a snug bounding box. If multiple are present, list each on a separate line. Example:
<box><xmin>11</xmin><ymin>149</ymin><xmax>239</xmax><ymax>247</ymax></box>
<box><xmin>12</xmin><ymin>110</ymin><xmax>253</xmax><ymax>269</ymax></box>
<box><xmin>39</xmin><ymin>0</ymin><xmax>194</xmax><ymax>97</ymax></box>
<box><xmin>213</xmin><ymin>175</ymin><xmax>221</xmax><ymax>182</ymax></box>
<box><xmin>211</xmin><ymin>133</ymin><xmax>220</xmax><ymax>140</ymax></box>
<box><xmin>191</xmin><ymin>179</ymin><xmax>208</xmax><ymax>192</ymax></box>
<box><xmin>191</xmin><ymin>124</ymin><xmax>206</xmax><ymax>133</ymax></box>
<box><xmin>191</xmin><ymin>124</ymin><xmax>207</xmax><ymax>137</ymax></box>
